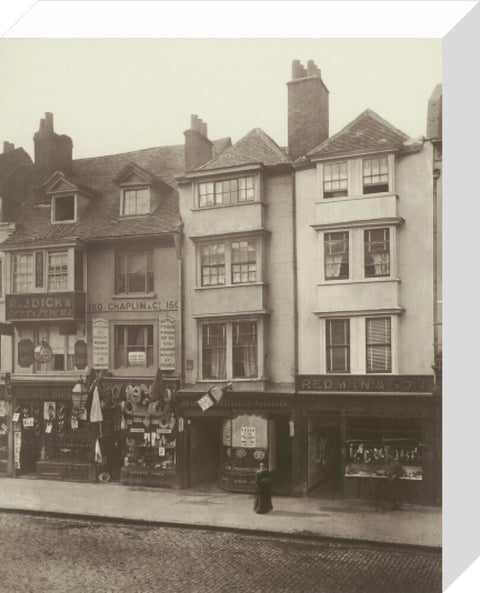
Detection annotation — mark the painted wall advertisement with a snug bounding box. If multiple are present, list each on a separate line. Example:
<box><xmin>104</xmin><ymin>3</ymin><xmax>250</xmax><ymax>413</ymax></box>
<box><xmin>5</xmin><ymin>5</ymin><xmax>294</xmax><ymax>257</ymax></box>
<box><xmin>92</xmin><ymin>318</ymin><xmax>109</xmax><ymax>369</ymax></box>
<box><xmin>159</xmin><ymin>318</ymin><xmax>176</xmax><ymax>371</ymax></box>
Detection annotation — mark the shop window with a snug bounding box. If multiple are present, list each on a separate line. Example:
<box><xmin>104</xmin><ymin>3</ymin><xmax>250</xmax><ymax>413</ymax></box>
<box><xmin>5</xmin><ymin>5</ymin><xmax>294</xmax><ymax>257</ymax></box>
<box><xmin>364</xmin><ymin>228</ymin><xmax>390</xmax><ymax>277</ymax></box>
<box><xmin>114</xmin><ymin>325</ymin><xmax>154</xmax><ymax>369</ymax></box>
<box><xmin>366</xmin><ymin>317</ymin><xmax>391</xmax><ymax>373</ymax></box>
<box><xmin>363</xmin><ymin>157</ymin><xmax>389</xmax><ymax>194</ymax></box>
<box><xmin>52</xmin><ymin>195</ymin><xmax>76</xmax><ymax>222</ymax></box>
<box><xmin>323</xmin><ymin>162</ymin><xmax>348</xmax><ymax>198</ymax></box>
<box><xmin>326</xmin><ymin>319</ymin><xmax>350</xmax><ymax>373</ymax></box>
<box><xmin>231</xmin><ymin>240</ymin><xmax>256</xmax><ymax>284</ymax></box>
<box><xmin>33</xmin><ymin>327</ymin><xmax>76</xmax><ymax>373</ymax></box>
<box><xmin>202</xmin><ymin>323</ymin><xmax>227</xmax><ymax>379</ymax></box>
<box><xmin>48</xmin><ymin>251</ymin><xmax>69</xmax><ymax>291</ymax></box>
<box><xmin>12</xmin><ymin>252</ymin><xmax>34</xmax><ymax>293</ymax></box>
<box><xmin>198</xmin><ymin>176</ymin><xmax>254</xmax><ymax>208</ymax></box>
<box><xmin>115</xmin><ymin>250</ymin><xmax>153</xmax><ymax>294</ymax></box>
<box><xmin>201</xmin><ymin>244</ymin><xmax>225</xmax><ymax>286</ymax></box>
<box><xmin>232</xmin><ymin>321</ymin><xmax>258</xmax><ymax>378</ymax></box>
<box><xmin>121</xmin><ymin>188</ymin><xmax>150</xmax><ymax>215</ymax></box>
<box><xmin>324</xmin><ymin>232</ymin><xmax>349</xmax><ymax>280</ymax></box>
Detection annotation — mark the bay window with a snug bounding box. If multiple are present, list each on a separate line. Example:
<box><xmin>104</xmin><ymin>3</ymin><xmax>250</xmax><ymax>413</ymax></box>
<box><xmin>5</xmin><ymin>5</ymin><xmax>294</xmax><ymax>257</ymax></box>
<box><xmin>324</xmin><ymin>232</ymin><xmax>349</xmax><ymax>280</ymax></box>
<box><xmin>363</xmin><ymin>157</ymin><xmax>389</xmax><ymax>194</ymax></box>
<box><xmin>323</xmin><ymin>162</ymin><xmax>348</xmax><ymax>198</ymax></box>
<box><xmin>202</xmin><ymin>320</ymin><xmax>259</xmax><ymax>380</ymax></box>
<box><xmin>12</xmin><ymin>253</ymin><xmax>34</xmax><ymax>293</ymax></box>
<box><xmin>364</xmin><ymin>228</ymin><xmax>390</xmax><ymax>277</ymax></box>
<box><xmin>48</xmin><ymin>251</ymin><xmax>69</xmax><ymax>291</ymax></box>
<box><xmin>201</xmin><ymin>244</ymin><xmax>225</xmax><ymax>286</ymax></box>
<box><xmin>199</xmin><ymin>238</ymin><xmax>258</xmax><ymax>287</ymax></box>
<box><xmin>198</xmin><ymin>176</ymin><xmax>254</xmax><ymax>208</ymax></box>
<box><xmin>115</xmin><ymin>250</ymin><xmax>153</xmax><ymax>294</ymax></box>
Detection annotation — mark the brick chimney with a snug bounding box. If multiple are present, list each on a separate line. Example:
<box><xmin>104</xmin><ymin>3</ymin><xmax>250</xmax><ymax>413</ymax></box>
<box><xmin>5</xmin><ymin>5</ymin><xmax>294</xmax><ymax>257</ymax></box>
<box><xmin>426</xmin><ymin>84</ymin><xmax>442</xmax><ymax>141</ymax></box>
<box><xmin>2</xmin><ymin>141</ymin><xmax>15</xmax><ymax>153</ymax></box>
<box><xmin>33</xmin><ymin>112</ymin><xmax>73</xmax><ymax>185</ymax></box>
<box><xmin>184</xmin><ymin>114</ymin><xmax>213</xmax><ymax>172</ymax></box>
<box><xmin>287</xmin><ymin>59</ymin><xmax>329</xmax><ymax>161</ymax></box>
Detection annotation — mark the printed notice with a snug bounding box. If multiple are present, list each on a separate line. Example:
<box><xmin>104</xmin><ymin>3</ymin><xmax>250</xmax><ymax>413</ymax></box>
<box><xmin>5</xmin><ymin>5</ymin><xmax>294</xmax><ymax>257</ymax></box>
<box><xmin>14</xmin><ymin>431</ymin><xmax>21</xmax><ymax>469</ymax></box>
<box><xmin>92</xmin><ymin>318</ymin><xmax>109</xmax><ymax>369</ymax></box>
<box><xmin>240</xmin><ymin>426</ymin><xmax>256</xmax><ymax>448</ymax></box>
<box><xmin>159</xmin><ymin>318</ymin><xmax>176</xmax><ymax>371</ymax></box>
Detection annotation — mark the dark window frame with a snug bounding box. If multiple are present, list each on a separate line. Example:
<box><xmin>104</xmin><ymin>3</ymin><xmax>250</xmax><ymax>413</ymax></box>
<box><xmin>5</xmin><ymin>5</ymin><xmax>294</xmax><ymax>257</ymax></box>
<box><xmin>115</xmin><ymin>250</ymin><xmax>154</xmax><ymax>295</ymax></box>
<box><xmin>364</xmin><ymin>228</ymin><xmax>390</xmax><ymax>278</ymax></box>
<box><xmin>366</xmin><ymin>317</ymin><xmax>392</xmax><ymax>373</ymax></box>
<box><xmin>326</xmin><ymin>318</ymin><xmax>350</xmax><ymax>373</ymax></box>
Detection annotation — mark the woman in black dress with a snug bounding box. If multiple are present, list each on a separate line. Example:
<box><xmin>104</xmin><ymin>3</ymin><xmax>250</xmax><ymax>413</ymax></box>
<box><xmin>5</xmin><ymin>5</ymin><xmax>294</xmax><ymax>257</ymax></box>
<box><xmin>254</xmin><ymin>462</ymin><xmax>273</xmax><ymax>514</ymax></box>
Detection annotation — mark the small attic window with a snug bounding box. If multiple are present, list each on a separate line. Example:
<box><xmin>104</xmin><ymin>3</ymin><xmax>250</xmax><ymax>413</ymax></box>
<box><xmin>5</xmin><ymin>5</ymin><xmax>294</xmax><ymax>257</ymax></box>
<box><xmin>121</xmin><ymin>188</ymin><xmax>150</xmax><ymax>216</ymax></box>
<box><xmin>52</xmin><ymin>195</ymin><xmax>76</xmax><ymax>223</ymax></box>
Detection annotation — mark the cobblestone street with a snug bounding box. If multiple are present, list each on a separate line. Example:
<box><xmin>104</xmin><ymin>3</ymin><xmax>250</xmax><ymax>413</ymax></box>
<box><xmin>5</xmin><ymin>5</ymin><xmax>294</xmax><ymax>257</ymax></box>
<box><xmin>0</xmin><ymin>512</ymin><xmax>441</xmax><ymax>593</ymax></box>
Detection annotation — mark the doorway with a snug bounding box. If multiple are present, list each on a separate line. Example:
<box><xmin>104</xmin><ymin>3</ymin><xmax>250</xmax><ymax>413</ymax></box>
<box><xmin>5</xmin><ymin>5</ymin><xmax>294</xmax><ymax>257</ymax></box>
<box><xmin>187</xmin><ymin>417</ymin><xmax>222</xmax><ymax>488</ymax></box>
<box><xmin>307</xmin><ymin>415</ymin><xmax>342</xmax><ymax>494</ymax></box>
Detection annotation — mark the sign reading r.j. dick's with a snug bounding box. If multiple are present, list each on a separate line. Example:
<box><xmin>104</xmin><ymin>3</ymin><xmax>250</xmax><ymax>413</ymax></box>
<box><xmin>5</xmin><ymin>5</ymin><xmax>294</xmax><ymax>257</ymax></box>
<box><xmin>6</xmin><ymin>292</ymin><xmax>85</xmax><ymax>321</ymax></box>
<box><xmin>297</xmin><ymin>375</ymin><xmax>434</xmax><ymax>393</ymax></box>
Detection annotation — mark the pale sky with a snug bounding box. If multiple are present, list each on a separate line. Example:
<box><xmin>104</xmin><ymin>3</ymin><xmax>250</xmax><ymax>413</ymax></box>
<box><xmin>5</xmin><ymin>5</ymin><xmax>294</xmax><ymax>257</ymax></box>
<box><xmin>0</xmin><ymin>38</ymin><xmax>441</xmax><ymax>160</ymax></box>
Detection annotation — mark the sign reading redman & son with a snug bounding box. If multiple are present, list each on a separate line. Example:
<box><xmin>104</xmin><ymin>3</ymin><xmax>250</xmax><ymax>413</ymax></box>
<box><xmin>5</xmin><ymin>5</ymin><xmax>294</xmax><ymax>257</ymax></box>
<box><xmin>296</xmin><ymin>375</ymin><xmax>434</xmax><ymax>393</ymax></box>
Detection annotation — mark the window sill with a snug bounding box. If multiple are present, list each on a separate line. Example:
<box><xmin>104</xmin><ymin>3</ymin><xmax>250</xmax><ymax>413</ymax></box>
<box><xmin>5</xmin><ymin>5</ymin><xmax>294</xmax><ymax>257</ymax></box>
<box><xmin>316</xmin><ymin>192</ymin><xmax>397</xmax><ymax>204</ymax></box>
<box><xmin>192</xmin><ymin>201</ymin><xmax>262</xmax><ymax>212</ymax></box>
<box><xmin>119</xmin><ymin>213</ymin><xmax>152</xmax><ymax>218</ymax></box>
<box><xmin>196</xmin><ymin>377</ymin><xmax>264</xmax><ymax>384</ymax></box>
<box><xmin>195</xmin><ymin>282</ymin><xmax>265</xmax><ymax>291</ymax></box>
<box><xmin>112</xmin><ymin>293</ymin><xmax>157</xmax><ymax>299</ymax></box>
<box><xmin>318</xmin><ymin>277</ymin><xmax>400</xmax><ymax>286</ymax></box>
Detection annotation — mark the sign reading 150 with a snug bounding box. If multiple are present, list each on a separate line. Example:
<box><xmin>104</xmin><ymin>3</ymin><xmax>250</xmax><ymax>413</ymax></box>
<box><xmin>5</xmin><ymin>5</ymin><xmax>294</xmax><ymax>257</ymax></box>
<box><xmin>88</xmin><ymin>300</ymin><xmax>179</xmax><ymax>313</ymax></box>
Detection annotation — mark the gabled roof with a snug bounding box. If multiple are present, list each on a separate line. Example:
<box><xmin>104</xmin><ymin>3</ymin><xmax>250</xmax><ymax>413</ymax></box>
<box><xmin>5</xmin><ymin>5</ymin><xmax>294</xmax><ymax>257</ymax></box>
<box><xmin>196</xmin><ymin>128</ymin><xmax>291</xmax><ymax>171</ymax></box>
<box><xmin>1</xmin><ymin>138</ymin><xmax>229</xmax><ymax>247</ymax></box>
<box><xmin>308</xmin><ymin>109</ymin><xmax>410</xmax><ymax>159</ymax></box>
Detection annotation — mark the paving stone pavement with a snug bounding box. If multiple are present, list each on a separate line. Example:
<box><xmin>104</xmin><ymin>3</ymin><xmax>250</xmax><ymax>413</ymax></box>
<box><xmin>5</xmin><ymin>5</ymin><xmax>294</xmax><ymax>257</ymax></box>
<box><xmin>0</xmin><ymin>512</ymin><xmax>441</xmax><ymax>593</ymax></box>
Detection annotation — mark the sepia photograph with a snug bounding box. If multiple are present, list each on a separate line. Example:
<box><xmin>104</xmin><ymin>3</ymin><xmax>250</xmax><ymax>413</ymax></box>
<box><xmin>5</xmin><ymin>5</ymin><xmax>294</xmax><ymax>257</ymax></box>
<box><xmin>0</xmin><ymin>1</ymin><xmax>471</xmax><ymax>591</ymax></box>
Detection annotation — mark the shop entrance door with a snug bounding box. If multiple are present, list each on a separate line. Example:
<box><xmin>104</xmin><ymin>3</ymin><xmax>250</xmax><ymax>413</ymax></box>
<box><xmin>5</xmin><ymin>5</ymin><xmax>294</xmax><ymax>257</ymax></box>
<box><xmin>274</xmin><ymin>417</ymin><xmax>292</xmax><ymax>495</ymax></box>
<box><xmin>307</xmin><ymin>416</ymin><xmax>342</xmax><ymax>493</ymax></box>
<box><xmin>187</xmin><ymin>418</ymin><xmax>222</xmax><ymax>489</ymax></box>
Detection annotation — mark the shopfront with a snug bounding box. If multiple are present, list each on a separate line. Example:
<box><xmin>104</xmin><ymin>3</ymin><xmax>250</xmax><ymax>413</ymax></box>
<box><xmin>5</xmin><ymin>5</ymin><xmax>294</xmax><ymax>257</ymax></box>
<box><xmin>11</xmin><ymin>381</ymin><xmax>97</xmax><ymax>482</ymax></box>
<box><xmin>176</xmin><ymin>392</ymin><xmax>294</xmax><ymax>495</ymax></box>
<box><xmin>295</xmin><ymin>375</ymin><xmax>437</xmax><ymax>504</ymax></box>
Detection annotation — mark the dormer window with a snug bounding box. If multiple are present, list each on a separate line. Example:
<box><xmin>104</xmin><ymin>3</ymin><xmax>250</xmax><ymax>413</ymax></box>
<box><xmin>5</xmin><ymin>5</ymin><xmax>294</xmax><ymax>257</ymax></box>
<box><xmin>122</xmin><ymin>188</ymin><xmax>150</xmax><ymax>216</ymax></box>
<box><xmin>52</xmin><ymin>194</ymin><xmax>76</xmax><ymax>223</ymax></box>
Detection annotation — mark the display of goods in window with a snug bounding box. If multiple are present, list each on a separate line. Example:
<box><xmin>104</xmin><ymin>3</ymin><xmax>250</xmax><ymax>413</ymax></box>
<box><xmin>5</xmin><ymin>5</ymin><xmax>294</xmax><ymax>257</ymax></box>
<box><xmin>73</xmin><ymin>340</ymin><xmax>88</xmax><ymax>369</ymax></box>
<box><xmin>34</xmin><ymin>341</ymin><xmax>53</xmax><ymax>364</ymax></box>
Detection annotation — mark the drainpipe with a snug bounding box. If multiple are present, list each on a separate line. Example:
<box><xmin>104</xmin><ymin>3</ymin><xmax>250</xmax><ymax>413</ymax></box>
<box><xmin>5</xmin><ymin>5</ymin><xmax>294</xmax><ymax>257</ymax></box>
<box><xmin>291</xmin><ymin>167</ymin><xmax>300</xmax><ymax>495</ymax></box>
<box><xmin>432</xmin><ymin>164</ymin><xmax>440</xmax><ymax>382</ymax></box>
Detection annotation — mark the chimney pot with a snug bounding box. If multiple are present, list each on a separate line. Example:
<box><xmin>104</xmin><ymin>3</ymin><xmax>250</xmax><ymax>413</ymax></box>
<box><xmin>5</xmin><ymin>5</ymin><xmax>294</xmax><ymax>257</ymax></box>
<box><xmin>39</xmin><ymin>119</ymin><xmax>46</xmax><ymax>132</ymax></box>
<box><xmin>45</xmin><ymin>112</ymin><xmax>54</xmax><ymax>132</ymax></box>
<box><xmin>307</xmin><ymin>60</ymin><xmax>320</xmax><ymax>77</ymax></box>
<box><xmin>3</xmin><ymin>141</ymin><xmax>9</xmax><ymax>153</ymax></box>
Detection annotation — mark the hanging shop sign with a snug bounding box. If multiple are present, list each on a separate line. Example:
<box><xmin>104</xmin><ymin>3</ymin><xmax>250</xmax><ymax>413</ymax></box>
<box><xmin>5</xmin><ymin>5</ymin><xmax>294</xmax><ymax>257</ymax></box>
<box><xmin>87</xmin><ymin>300</ymin><xmax>178</xmax><ymax>313</ymax></box>
<box><xmin>159</xmin><ymin>318</ymin><xmax>176</xmax><ymax>371</ymax></box>
<box><xmin>6</xmin><ymin>292</ymin><xmax>85</xmax><ymax>321</ymax></box>
<box><xmin>18</xmin><ymin>339</ymin><xmax>34</xmax><ymax>368</ymax></box>
<box><xmin>34</xmin><ymin>341</ymin><xmax>53</xmax><ymax>364</ymax></box>
<box><xmin>92</xmin><ymin>318</ymin><xmax>109</xmax><ymax>369</ymax></box>
<box><xmin>296</xmin><ymin>375</ymin><xmax>435</xmax><ymax>393</ymax></box>
<box><xmin>73</xmin><ymin>340</ymin><xmax>88</xmax><ymax>370</ymax></box>
<box><xmin>0</xmin><ymin>401</ymin><xmax>6</xmax><ymax>417</ymax></box>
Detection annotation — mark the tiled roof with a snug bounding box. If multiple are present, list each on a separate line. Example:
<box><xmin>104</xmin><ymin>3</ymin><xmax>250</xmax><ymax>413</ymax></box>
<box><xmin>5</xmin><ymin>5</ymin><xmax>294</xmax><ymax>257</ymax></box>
<box><xmin>196</xmin><ymin>128</ymin><xmax>291</xmax><ymax>171</ymax></box>
<box><xmin>2</xmin><ymin>138</ymin><xmax>229</xmax><ymax>247</ymax></box>
<box><xmin>308</xmin><ymin>109</ymin><xmax>410</xmax><ymax>158</ymax></box>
